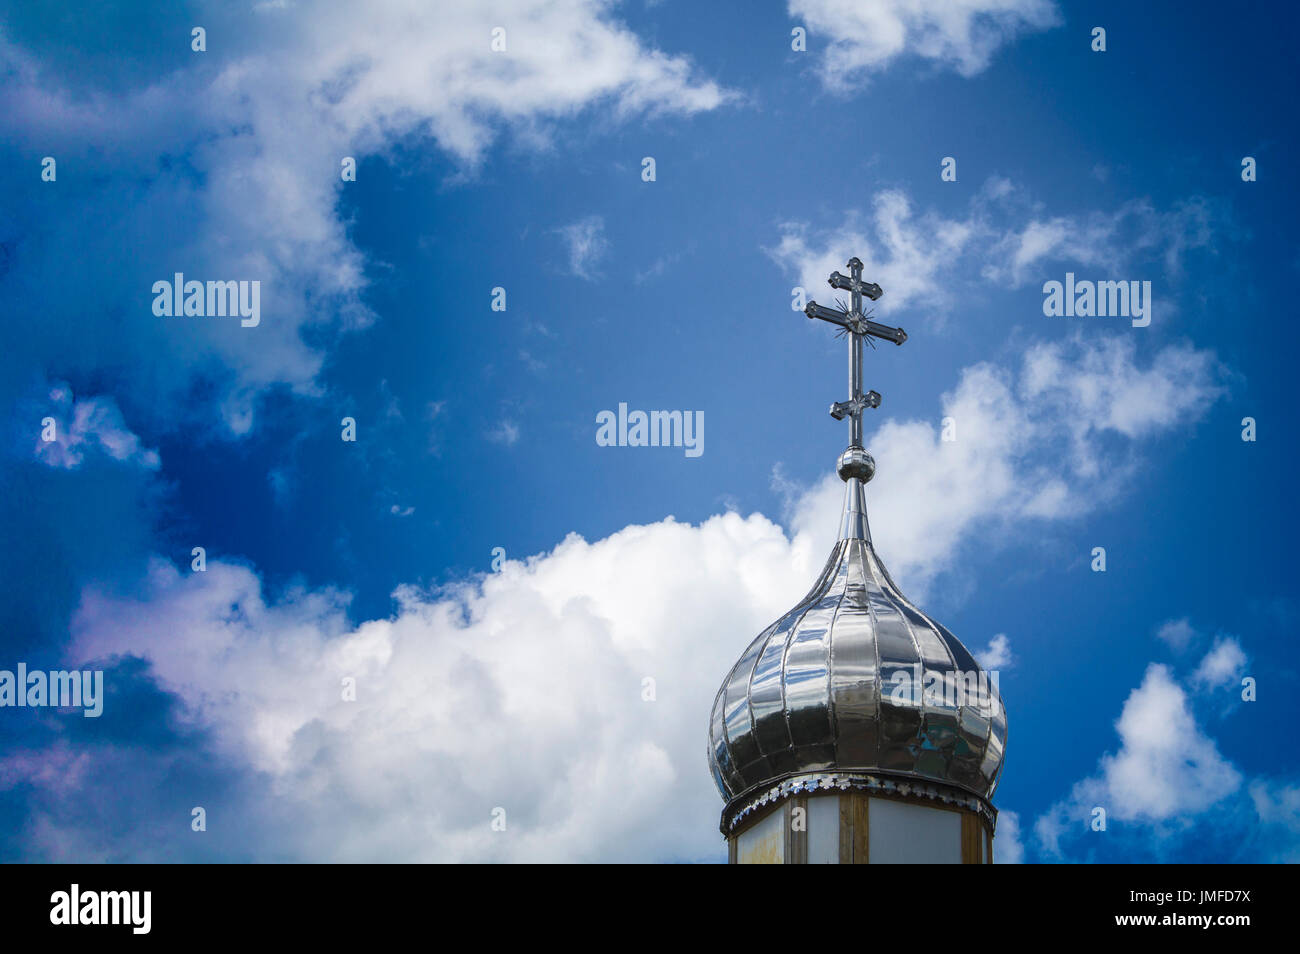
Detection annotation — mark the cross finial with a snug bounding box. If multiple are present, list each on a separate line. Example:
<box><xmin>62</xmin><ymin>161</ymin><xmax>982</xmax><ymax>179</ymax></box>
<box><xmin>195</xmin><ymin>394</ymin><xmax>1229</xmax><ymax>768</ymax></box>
<box><xmin>803</xmin><ymin>258</ymin><xmax>907</xmax><ymax>484</ymax></box>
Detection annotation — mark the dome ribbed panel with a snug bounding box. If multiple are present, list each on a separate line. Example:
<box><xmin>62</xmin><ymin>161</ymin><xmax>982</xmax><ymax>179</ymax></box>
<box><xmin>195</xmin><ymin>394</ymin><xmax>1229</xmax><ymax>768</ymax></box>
<box><xmin>709</xmin><ymin>529</ymin><xmax>1007</xmax><ymax>808</ymax></box>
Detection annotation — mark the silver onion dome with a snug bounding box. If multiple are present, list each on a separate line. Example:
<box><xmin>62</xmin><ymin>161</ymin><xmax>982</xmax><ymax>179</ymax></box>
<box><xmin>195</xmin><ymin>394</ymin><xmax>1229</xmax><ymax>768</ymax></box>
<box><xmin>708</xmin><ymin>258</ymin><xmax>1006</xmax><ymax>835</ymax></box>
<box><xmin>708</xmin><ymin>478</ymin><xmax>1007</xmax><ymax>832</ymax></box>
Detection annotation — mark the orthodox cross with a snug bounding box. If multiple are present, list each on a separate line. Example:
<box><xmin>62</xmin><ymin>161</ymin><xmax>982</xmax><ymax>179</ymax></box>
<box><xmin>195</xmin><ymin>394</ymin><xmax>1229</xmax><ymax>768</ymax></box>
<box><xmin>804</xmin><ymin>257</ymin><xmax>907</xmax><ymax>451</ymax></box>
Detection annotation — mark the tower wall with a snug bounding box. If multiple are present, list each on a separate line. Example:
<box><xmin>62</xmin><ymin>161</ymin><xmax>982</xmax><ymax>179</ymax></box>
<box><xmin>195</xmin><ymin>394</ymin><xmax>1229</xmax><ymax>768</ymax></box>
<box><xmin>730</xmin><ymin>791</ymin><xmax>992</xmax><ymax>864</ymax></box>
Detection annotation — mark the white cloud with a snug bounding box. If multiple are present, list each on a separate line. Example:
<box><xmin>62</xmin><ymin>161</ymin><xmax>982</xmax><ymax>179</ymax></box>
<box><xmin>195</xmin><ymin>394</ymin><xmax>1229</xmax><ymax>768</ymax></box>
<box><xmin>767</xmin><ymin>185</ymin><xmax>1224</xmax><ymax>332</ymax></box>
<box><xmin>1019</xmin><ymin>337</ymin><xmax>1223</xmax><ymax>476</ymax></box>
<box><xmin>1031</xmin><ymin>651</ymin><xmax>1300</xmax><ymax>862</ymax></box>
<box><xmin>487</xmin><ymin>420</ymin><xmax>521</xmax><ymax>446</ymax></box>
<box><xmin>68</xmin><ymin>516</ymin><xmax>819</xmax><ymax>862</ymax></box>
<box><xmin>555</xmin><ymin>215</ymin><xmax>609</xmax><ymax>280</ymax></box>
<box><xmin>974</xmin><ymin>633</ymin><xmax>1013</xmax><ymax>669</ymax></box>
<box><xmin>1190</xmin><ymin>637</ymin><xmax>1247</xmax><ymax>692</ymax></box>
<box><xmin>1035</xmin><ymin>664</ymin><xmax>1241</xmax><ymax>857</ymax></box>
<box><xmin>1249</xmin><ymin>781</ymin><xmax>1300</xmax><ymax>862</ymax></box>
<box><xmin>1102</xmin><ymin>665</ymin><xmax>1240</xmax><ymax>817</ymax></box>
<box><xmin>783</xmin><ymin>335</ymin><xmax>1220</xmax><ymax>600</ymax></box>
<box><xmin>1155</xmin><ymin>617</ymin><xmax>1196</xmax><ymax>652</ymax></box>
<box><xmin>789</xmin><ymin>0</ymin><xmax>1059</xmax><ymax>90</ymax></box>
<box><xmin>983</xmin><ymin>197</ymin><xmax>1218</xmax><ymax>287</ymax></box>
<box><xmin>32</xmin><ymin>384</ymin><xmax>159</xmax><ymax>471</ymax></box>
<box><xmin>994</xmin><ymin>809</ymin><xmax>1023</xmax><ymax>863</ymax></box>
<box><xmin>0</xmin><ymin>2</ymin><xmax>729</xmax><ymax>429</ymax></box>
<box><xmin>768</xmin><ymin>189</ymin><xmax>976</xmax><ymax>319</ymax></box>
<box><xmin>988</xmin><ymin>215</ymin><xmax>1120</xmax><ymax>286</ymax></box>
<box><xmin>280</xmin><ymin>1</ymin><xmax>732</xmax><ymax>165</ymax></box>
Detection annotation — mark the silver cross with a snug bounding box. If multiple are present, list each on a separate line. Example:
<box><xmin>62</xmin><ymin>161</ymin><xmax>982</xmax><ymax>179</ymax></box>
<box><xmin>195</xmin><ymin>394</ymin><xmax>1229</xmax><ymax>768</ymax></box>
<box><xmin>804</xmin><ymin>257</ymin><xmax>906</xmax><ymax>449</ymax></box>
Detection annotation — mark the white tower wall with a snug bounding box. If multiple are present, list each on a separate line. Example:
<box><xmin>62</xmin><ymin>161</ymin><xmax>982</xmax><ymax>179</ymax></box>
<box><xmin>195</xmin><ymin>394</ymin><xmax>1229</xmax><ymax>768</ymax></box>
<box><xmin>731</xmin><ymin>791</ymin><xmax>993</xmax><ymax>864</ymax></box>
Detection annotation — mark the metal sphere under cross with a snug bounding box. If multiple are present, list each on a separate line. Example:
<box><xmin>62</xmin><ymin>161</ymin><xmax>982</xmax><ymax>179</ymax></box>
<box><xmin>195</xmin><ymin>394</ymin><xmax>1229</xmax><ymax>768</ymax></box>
<box><xmin>803</xmin><ymin>257</ymin><xmax>907</xmax><ymax>481</ymax></box>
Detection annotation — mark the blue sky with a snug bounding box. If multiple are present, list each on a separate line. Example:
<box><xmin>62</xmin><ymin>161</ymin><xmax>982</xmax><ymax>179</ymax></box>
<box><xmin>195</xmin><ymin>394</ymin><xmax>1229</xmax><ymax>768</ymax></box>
<box><xmin>1</xmin><ymin>0</ymin><xmax>1297</xmax><ymax>862</ymax></box>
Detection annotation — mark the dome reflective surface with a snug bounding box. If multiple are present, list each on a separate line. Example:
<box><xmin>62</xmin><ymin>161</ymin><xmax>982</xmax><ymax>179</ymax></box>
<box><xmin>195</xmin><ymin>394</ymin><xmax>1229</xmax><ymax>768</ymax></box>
<box><xmin>708</xmin><ymin>479</ymin><xmax>1007</xmax><ymax>830</ymax></box>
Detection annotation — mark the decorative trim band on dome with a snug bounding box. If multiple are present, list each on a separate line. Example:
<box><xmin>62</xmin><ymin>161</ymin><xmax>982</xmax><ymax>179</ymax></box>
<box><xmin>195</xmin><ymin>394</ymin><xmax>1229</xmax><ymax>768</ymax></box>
<box><xmin>720</xmin><ymin>770</ymin><xmax>998</xmax><ymax>836</ymax></box>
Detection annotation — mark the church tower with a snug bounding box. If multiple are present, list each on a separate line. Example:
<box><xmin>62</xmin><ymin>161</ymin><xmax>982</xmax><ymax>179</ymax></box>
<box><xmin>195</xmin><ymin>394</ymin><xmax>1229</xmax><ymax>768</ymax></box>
<box><xmin>708</xmin><ymin>259</ymin><xmax>1007</xmax><ymax>863</ymax></box>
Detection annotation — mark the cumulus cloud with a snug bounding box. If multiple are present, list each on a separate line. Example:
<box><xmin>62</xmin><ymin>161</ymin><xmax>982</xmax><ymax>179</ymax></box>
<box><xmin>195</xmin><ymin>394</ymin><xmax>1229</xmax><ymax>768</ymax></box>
<box><xmin>1190</xmin><ymin>636</ymin><xmax>1248</xmax><ymax>692</ymax></box>
<box><xmin>789</xmin><ymin>0</ymin><xmax>1059</xmax><ymax>90</ymax></box>
<box><xmin>783</xmin><ymin>335</ymin><xmax>1221</xmax><ymax>599</ymax></box>
<box><xmin>284</xmin><ymin>1</ymin><xmax>732</xmax><ymax>165</ymax></box>
<box><xmin>974</xmin><ymin>633</ymin><xmax>1014</xmax><ymax>669</ymax></box>
<box><xmin>1035</xmin><ymin>664</ymin><xmax>1241</xmax><ymax>858</ymax></box>
<box><xmin>31</xmin><ymin>384</ymin><xmax>160</xmax><ymax>471</ymax></box>
<box><xmin>61</xmin><ymin>516</ymin><xmax>817</xmax><ymax>862</ymax></box>
<box><xmin>1020</xmin><ymin>337</ymin><xmax>1223</xmax><ymax>475</ymax></box>
<box><xmin>1099</xmin><ymin>665</ymin><xmax>1241</xmax><ymax>817</ymax></box>
<box><xmin>1030</xmin><ymin>650</ymin><xmax>1300</xmax><ymax>862</ymax></box>
<box><xmin>0</xmin><ymin>1</ymin><xmax>729</xmax><ymax>430</ymax></box>
<box><xmin>767</xmin><ymin>185</ymin><xmax>1224</xmax><ymax>331</ymax></box>
<box><xmin>768</xmin><ymin>188</ymin><xmax>978</xmax><ymax>318</ymax></box>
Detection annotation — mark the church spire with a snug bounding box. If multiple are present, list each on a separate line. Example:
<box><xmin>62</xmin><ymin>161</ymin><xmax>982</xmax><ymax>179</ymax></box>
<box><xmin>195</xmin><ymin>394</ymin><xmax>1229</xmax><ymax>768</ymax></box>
<box><xmin>708</xmin><ymin>256</ymin><xmax>1006</xmax><ymax>864</ymax></box>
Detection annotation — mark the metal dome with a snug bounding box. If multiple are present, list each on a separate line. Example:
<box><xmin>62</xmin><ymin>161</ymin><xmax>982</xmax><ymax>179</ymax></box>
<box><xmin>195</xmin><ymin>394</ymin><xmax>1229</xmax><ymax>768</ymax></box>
<box><xmin>708</xmin><ymin>258</ymin><xmax>1006</xmax><ymax>835</ymax></box>
<box><xmin>708</xmin><ymin>479</ymin><xmax>1007</xmax><ymax>832</ymax></box>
